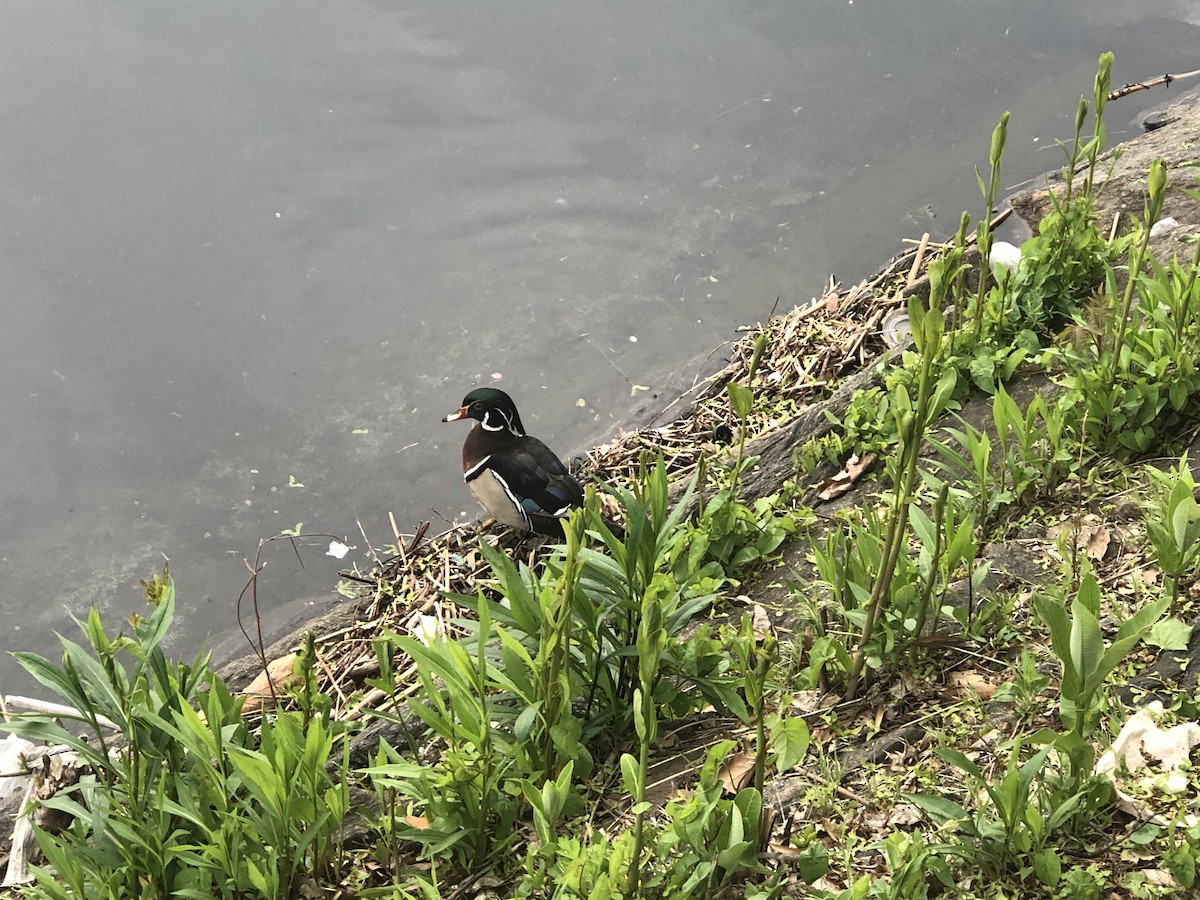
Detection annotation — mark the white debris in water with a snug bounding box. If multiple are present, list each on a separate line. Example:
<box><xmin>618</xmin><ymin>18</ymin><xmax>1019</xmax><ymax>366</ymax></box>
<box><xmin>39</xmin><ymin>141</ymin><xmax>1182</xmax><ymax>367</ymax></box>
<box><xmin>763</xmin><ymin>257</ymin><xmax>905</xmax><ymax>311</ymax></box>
<box><xmin>326</xmin><ymin>540</ymin><xmax>350</xmax><ymax>559</ymax></box>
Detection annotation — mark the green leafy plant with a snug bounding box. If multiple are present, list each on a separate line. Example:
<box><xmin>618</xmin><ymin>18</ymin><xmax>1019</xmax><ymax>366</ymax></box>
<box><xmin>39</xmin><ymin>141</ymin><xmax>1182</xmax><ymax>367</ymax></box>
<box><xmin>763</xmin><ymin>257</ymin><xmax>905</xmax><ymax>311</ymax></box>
<box><xmin>995</xmin><ymin>68</ymin><xmax>1115</xmax><ymax>344</ymax></box>
<box><xmin>699</xmin><ymin>478</ymin><xmax>804</xmax><ymax>577</ymax></box>
<box><xmin>1082</xmin><ymin>53</ymin><xmax>1113</xmax><ymax>198</ymax></box>
<box><xmin>4</xmin><ymin>567</ymin><xmax>349</xmax><ymax>899</ymax></box>
<box><xmin>725</xmin><ymin>331</ymin><xmax>768</xmax><ymax>484</ymax></box>
<box><xmin>1162</xmin><ymin>818</ymin><xmax>1200</xmax><ymax>892</ymax></box>
<box><xmin>1109</xmin><ymin>157</ymin><xmax>1168</xmax><ymax>379</ymax></box>
<box><xmin>701</xmin><ymin>332</ymin><xmax>808</xmax><ymax>577</ymax></box>
<box><xmin>845</xmin><ymin>292</ymin><xmax>953</xmax><ymax>699</ymax></box>
<box><xmin>363</xmin><ymin>597</ymin><xmax>523</xmax><ymax>869</ymax></box>
<box><xmin>969</xmin><ymin>110</ymin><xmax>1010</xmax><ymax>343</ymax></box>
<box><xmin>911</xmin><ymin>739</ymin><xmax>1077</xmax><ymax>888</ymax></box>
<box><xmin>515</xmin><ymin>759</ymin><xmax>578</xmax><ymax>894</ymax></box>
<box><xmin>582</xmin><ymin>459</ymin><xmax>728</xmax><ymax>724</ymax></box>
<box><xmin>991</xmin><ymin>385</ymin><xmax>1072</xmax><ymax>507</ymax></box>
<box><xmin>1033</xmin><ymin>568</ymin><xmax>1168</xmax><ymax>773</ymax></box>
<box><xmin>724</xmin><ymin>615</ymin><xmax>781</xmax><ymax>799</ymax></box>
<box><xmin>1053</xmin><ymin>157</ymin><xmax>1200</xmax><ymax>458</ymax></box>
<box><xmin>1144</xmin><ymin>456</ymin><xmax>1200</xmax><ymax>607</ymax></box>
<box><xmin>992</xmin><ymin>649</ymin><xmax>1052</xmax><ymax>730</ymax></box>
<box><xmin>846</xmin><ymin>830</ymin><xmax>956</xmax><ymax>899</ymax></box>
<box><xmin>225</xmin><ymin>705</ymin><xmax>348</xmax><ymax>897</ymax></box>
<box><xmin>647</xmin><ymin>740</ymin><xmax>768</xmax><ymax>897</ymax></box>
<box><xmin>622</xmin><ymin>513</ymin><xmax>671</xmax><ymax>897</ymax></box>
<box><xmin>804</xmin><ymin>504</ymin><xmax>902</xmax><ymax>689</ymax></box>
<box><xmin>907</xmin><ymin>477</ymin><xmax>978</xmax><ymax>644</ymax></box>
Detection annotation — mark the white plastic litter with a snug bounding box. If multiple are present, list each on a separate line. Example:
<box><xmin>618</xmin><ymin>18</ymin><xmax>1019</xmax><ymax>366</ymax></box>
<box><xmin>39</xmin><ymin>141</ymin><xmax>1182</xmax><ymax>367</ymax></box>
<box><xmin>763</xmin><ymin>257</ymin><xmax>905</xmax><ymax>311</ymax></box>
<box><xmin>1094</xmin><ymin>701</ymin><xmax>1200</xmax><ymax>825</ymax></box>
<box><xmin>989</xmin><ymin>241</ymin><xmax>1022</xmax><ymax>275</ymax></box>
<box><xmin>1149</xmin><ymin>216</ymin><xmax>1180</xmax><ymax>239</ymax></box>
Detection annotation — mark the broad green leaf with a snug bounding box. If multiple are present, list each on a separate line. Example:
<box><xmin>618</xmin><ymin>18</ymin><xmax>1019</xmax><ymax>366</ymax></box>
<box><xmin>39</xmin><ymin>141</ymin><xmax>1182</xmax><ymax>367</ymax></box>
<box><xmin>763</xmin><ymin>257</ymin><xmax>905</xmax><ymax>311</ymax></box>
<box><xmin>1016</xmin><ymin>743</ymin><xmax>1053</xmax><ymax>809</ymax></box>
<box><xmin>1170</xmin><ymin>491</ymin><xmax>1200</xmax><ymax>554</ymax></box>
<box><xmin>1112</xmin><ymin>594</ymin><xmax>1170</xmax><ymax>646</ymax></box>
<box><xmin>1085</xmin><ymin>596</ymin><xmax>1171</xmax><ymax>697</ymax></box>
<box><xmin>905</xmin><ymin>791</ymin><xmax>969</xmax><ymax>826</ymax></box>
<box><xmin>1068</xmin><ymin>597</ymin><xmax>1102</xmax><ymax>683</ymax></box>
<box><xmin>1076</xmin><ymin>570</ymin><xmax>1102</xmax><ymax>618</ymax></box>
<box><xmin>770</xmin><ymin>716</ymin><xmax>811</xmax><ymax>773</ymax></box>
<box><xmin>928</xmin><ymin>366</ymin><xmax>959</xmax><ymax>419</ymax></box>
<box><xmin>1032</xmin><ymin>594</ymin><xmax>1078</xmax><ymax>691</ymax></box>
<box><xmin>247</xmin><ymin>859</ymin><xmax>271</xmax><ymax>895</ymax></box>
<box><xmin>719</xmin><ymin>802</ymin><xmax>745</xmax><ymax>850</ymax></box>
<box><xmin>1034</xmin><ymin>847</ymin><xmax>1062</xmax><ymax>886</ymax></box>
<box><xmin>619</xmin><ymin>752</ymin><xmax>640</xmax><ymax>797</ymax></box>
<box><xmin>727</xmin><ymin>381</ymin><xmax>754</xmax><ymax>421</ymax></box>
<box><xmin>798</xmin><ymin>841</ymin><xmax>830</xmax><ymax>883</ymax></box>
<box><xmin>1146</xmin><ymin>617</ymin><xmax>1193</xmax><ymax>651</ymax></box>
<box><xmin>908</xmin><ymin>505</ymin><xmax>936</xmax><ymax>550</ymax></box>
<box><xmin>1044</xmin><ymin>791</ymin><xmax>1085</xmax><ymax>831</ymax></box>
<box><xmin>935</xmin><ymin>747</ymin><xmax>984</xmax><ymax>781</ymax></box>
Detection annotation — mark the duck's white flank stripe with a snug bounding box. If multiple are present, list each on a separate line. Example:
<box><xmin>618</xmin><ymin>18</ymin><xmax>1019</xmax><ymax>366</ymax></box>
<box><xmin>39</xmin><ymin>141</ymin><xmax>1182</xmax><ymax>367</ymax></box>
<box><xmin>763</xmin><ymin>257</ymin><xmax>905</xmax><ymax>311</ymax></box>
<box><xmin>463</xmin><ymin>455</ymin><xmax>492</xmax><ymax>481</ymax></box>
<box><xmin>481</xmin><ymin>470</ymin><xmax>532</xmax><ymax>530</ymax></box>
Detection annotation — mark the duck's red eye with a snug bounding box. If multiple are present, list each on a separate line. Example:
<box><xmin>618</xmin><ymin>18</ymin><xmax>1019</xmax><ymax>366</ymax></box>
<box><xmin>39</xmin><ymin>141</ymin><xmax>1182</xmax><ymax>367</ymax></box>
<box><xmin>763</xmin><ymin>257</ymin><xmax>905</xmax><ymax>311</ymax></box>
<box><xmin>472</xmin><ymin>401</ymin><xmax>483</xmax><ymax>410</ymax></box>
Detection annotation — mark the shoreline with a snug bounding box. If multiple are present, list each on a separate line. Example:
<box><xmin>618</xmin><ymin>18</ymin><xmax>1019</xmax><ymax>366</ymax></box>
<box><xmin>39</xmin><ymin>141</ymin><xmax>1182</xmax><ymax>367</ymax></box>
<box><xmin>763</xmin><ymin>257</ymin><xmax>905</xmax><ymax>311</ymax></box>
<box><xmin>218</xmin><ymin>90</ymin><xmax>1200</xmax><ymax>700</ymax></box>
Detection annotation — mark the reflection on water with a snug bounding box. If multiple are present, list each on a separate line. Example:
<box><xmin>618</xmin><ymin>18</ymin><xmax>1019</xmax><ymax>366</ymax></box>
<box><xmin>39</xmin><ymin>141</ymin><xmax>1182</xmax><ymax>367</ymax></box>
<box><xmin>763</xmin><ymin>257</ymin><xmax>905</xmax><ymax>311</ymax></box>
<box><xmin>0</xmin><ymin>0</ymin><xmax>1195</xmax><ymax>690</ymax></box>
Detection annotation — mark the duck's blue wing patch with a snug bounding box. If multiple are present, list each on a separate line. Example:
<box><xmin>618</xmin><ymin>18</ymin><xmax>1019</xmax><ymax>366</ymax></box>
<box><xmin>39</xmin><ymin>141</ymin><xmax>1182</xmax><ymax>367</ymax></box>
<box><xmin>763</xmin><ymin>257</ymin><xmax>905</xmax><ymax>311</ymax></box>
<box><xmin>505</xmin><ymin>438</ymin><xmax>585</xmax><ymax>518</ymax></box>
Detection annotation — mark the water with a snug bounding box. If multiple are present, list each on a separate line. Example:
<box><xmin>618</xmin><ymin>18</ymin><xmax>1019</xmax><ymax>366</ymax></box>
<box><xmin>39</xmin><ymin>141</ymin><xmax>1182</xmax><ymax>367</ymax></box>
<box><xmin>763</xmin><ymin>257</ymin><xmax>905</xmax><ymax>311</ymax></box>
<box><xmin>2</xmin><ymin>0</ymin><xmax>1197</xmax><ymax>691</ymax></box>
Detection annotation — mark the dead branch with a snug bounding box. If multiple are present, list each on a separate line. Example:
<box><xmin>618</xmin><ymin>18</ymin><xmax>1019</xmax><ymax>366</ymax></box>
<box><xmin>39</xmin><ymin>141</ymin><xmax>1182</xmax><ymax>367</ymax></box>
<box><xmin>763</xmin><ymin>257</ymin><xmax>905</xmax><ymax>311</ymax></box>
<box><xmin>1108</xmin><ymin>68</ymin><xmax>1200</xmax><ymax>102</ymax></box>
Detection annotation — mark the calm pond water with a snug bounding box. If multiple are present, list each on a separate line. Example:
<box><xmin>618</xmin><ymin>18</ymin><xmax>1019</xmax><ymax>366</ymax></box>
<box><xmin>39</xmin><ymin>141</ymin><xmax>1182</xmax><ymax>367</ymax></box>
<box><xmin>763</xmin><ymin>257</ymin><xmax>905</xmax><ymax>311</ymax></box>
<box><xmin>2</xmin><ymin>0</ymin><xmax>1198</xmax><ymax>691</ymax></box>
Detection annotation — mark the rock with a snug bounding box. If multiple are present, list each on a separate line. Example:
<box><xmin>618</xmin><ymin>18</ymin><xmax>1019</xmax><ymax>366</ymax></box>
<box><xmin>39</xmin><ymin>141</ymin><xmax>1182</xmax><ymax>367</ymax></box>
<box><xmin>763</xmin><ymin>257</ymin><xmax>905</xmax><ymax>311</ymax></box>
<box><xmin>1142</xmin><ymin>109</ymin><xmax>1170</xmax><ymax>131</ymax></box>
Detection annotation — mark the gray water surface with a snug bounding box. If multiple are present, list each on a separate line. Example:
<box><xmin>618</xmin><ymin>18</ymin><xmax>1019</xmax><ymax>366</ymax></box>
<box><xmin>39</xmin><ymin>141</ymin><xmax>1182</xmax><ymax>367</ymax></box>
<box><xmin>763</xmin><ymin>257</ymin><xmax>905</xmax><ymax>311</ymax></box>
<box><xmin>2</xmin><ymin>0</ymin><xmax>1198</xmax><ymax>690</ymax></box>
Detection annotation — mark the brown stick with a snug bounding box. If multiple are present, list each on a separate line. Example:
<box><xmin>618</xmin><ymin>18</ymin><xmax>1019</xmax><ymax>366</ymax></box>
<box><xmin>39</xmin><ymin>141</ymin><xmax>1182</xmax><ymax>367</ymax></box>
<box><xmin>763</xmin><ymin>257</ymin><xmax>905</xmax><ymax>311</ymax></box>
<box><xmin>1107</xmin><ymin>68</ymin><xmax>1200</xmax><ymax>101</ymax></box>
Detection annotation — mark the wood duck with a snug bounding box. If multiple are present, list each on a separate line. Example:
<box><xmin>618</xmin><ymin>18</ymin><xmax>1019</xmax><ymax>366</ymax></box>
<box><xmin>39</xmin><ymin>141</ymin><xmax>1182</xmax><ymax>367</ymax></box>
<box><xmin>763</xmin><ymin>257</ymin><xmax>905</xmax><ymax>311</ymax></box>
<box><xmin>443</xmin><ymin>388</ymin><xmax>585</xmax><ymax>536</ymax></box>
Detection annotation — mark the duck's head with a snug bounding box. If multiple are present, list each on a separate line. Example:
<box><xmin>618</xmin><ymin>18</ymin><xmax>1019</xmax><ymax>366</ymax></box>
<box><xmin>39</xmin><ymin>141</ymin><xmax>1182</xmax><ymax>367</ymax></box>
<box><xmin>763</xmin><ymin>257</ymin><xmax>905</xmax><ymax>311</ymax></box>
<box><xmin>442</xmin><ymin>387</ymin><xmax>526</xmax><ymax>435</ymax></box>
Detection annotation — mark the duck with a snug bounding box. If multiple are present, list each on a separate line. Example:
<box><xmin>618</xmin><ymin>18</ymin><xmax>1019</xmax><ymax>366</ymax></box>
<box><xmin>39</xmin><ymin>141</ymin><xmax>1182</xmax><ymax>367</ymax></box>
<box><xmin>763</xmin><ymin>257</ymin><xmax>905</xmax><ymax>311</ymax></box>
<box><xmin>442</xmin><ymin>388</ymin><xmax>585</xmax><ymax>537</ymax></box>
